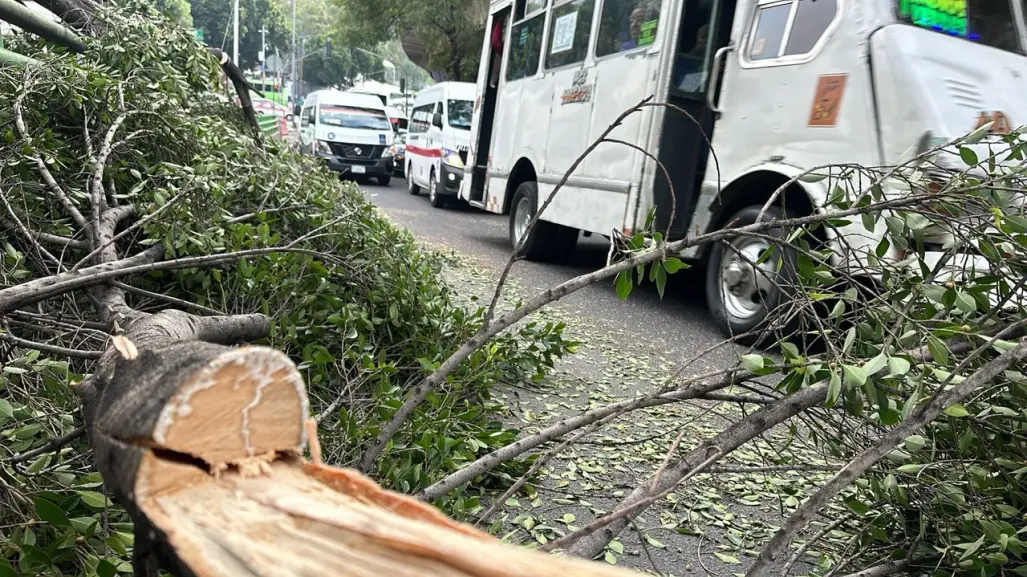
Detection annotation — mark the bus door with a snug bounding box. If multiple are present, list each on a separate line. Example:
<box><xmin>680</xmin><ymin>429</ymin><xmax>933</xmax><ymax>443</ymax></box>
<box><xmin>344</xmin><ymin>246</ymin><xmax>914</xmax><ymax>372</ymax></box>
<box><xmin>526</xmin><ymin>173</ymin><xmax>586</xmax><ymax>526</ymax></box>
<box><xmin>653</xmin><ymin>0</ymin><xmax>736</xmax><ymax>239</ymax></box>
<box><xmin>469</xmin><ymin>6</ymin><xmax>511</xmax><ymax>205</ymax></box>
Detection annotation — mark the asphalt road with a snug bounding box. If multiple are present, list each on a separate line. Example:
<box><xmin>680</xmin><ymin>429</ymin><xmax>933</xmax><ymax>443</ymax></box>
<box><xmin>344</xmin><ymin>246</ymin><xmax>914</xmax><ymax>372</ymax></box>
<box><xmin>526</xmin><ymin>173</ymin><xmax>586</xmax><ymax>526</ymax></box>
<box><xmin>363</xmin><ymin>176</ymin><xmax>740</xmax><ymax>374</ymax></box>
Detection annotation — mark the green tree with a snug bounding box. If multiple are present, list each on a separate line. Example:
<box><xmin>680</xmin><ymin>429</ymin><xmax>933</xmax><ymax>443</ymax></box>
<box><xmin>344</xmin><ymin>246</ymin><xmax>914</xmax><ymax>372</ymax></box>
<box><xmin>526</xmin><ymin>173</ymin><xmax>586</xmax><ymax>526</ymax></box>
<box><xmin>338</xmin><ymin>0</ymin><xmax>487</xmax><ymax>81</ymax></box>
<box><xmin>154</xmin><ymin>0</ymin><xmax>193</xmax><ymax>27</ymax></box>
<box><xmin>189</xmin><ymin>0</ymin><xmax>289</xmax><ymax>70</ymax></box>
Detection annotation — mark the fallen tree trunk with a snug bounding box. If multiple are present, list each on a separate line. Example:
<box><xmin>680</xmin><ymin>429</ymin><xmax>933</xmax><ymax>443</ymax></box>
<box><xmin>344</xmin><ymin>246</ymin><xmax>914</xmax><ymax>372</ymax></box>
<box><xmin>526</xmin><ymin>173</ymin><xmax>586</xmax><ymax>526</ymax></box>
<box><xmin>77</xmin><ymin>310</ymin><xmax>641</xmax><ymax>577</ymax></box>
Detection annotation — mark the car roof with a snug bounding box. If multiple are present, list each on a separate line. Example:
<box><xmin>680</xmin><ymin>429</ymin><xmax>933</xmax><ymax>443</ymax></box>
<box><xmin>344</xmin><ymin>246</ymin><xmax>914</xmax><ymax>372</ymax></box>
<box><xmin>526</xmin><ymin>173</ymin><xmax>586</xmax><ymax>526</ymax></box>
<box><xmin>312</xmin><ymin>90</ymin><xmax>388</xmax><ymax>109</ymax></box>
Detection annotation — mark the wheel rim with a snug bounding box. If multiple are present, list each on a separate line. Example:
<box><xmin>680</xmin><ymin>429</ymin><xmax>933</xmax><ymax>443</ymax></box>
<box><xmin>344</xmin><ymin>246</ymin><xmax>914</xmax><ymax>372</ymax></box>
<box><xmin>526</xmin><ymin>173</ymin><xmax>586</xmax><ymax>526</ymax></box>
<box><xmin>719</xmin><ymin>236</ymin><xmax>777</xmax><ymax>321</ymax></box>
<box><xmin>429</xmin><ymin>175</ymin><xmax>437</xmax><ymax>202</ymax></box>
<box><xmin>513</xmin><ymin>195</ymin><xmax>532</xmax><ymax>244</ymax></box>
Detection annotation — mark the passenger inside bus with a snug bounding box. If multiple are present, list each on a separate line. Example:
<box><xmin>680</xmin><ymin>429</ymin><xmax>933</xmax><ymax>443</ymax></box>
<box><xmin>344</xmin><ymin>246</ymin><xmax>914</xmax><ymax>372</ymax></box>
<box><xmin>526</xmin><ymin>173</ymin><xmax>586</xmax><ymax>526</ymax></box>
<box><xmin>596</xmin><ymin>0</ymin><xmax>660</xmax><ymax>56</ymax></box>
<box><xmin>673</xmin><ymin>23</ymin><xmax>710</xmax><ymax>94</ymax></box>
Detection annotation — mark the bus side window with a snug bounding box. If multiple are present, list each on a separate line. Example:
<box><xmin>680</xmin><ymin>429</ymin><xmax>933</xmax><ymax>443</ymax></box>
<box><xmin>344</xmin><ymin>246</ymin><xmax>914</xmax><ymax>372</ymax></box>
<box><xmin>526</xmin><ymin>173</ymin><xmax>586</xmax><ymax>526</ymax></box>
<box><xmin>545</xmin><ymin>0</ymin><xmax>596</xmax><ymax>69</ymax></box>
<box><xmin>508</xmin><ymin>10</ymin><xmax>546</xmax><ymax>81</ymax></box>
<box><xmin>744</xmin><ymin>0</ymin><xmax>840</xmax><ymax>63</ymax></box>
<box><xmin>596</xmin><ymin>0</ymin><xmax>661</xmax><ymax>57</ymax></box>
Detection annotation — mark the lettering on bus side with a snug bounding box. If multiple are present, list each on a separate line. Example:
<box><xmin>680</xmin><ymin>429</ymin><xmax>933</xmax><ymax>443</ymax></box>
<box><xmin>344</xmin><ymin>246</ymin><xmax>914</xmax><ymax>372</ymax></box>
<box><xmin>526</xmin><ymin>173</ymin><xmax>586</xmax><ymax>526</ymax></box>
<box><xmin>561</xmin><ymin>69</ymin><xmax>594</xmax><ymax>105</ymax></box>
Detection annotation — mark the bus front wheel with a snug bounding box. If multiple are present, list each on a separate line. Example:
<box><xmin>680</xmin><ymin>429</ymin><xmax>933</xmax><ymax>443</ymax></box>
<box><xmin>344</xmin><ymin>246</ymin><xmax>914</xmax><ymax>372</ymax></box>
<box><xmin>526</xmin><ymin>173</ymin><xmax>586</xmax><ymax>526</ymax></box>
<box><xmin>705</xmin><ymin>205</ymin><xmax>799</xmax><ymax>346</ymax></box>
<box><xmin>509</xmin><ymin>181</ymin><xmax>577</xmax><ymax>263</ymax></box>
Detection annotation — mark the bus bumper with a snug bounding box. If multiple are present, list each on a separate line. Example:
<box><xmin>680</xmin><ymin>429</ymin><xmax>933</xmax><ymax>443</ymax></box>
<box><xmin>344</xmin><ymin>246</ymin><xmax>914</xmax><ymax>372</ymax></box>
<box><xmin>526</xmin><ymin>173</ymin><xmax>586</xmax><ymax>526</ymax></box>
<box><xmin>318</xmin><ymin>154</ymin><xmax>395</xmax><ymax>177</ymax></box>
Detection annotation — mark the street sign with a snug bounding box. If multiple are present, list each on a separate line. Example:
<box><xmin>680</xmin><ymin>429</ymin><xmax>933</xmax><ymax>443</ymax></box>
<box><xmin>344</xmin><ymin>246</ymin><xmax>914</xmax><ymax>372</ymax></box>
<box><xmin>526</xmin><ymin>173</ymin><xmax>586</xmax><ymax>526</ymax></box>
<box><xmin>194</xmin><ymin>29</ymin><xmax>204</xmax><ymax>41</ymax></box>
<box><xmin>258</xmin><ymin>50</ymin><xmax>265</xmax><ymax>62</ymax></box>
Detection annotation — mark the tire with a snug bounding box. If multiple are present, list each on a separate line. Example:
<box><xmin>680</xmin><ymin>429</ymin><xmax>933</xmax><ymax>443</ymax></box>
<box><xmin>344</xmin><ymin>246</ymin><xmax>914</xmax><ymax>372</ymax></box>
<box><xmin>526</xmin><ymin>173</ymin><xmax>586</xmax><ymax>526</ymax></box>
<box><xmin>429</xmin><ymin>171</ymin><xmax>446</xmax><ymax>208</ymax></box>
<box><xmin>377</xmin><ymin>175</ymin><xmax>392</xmax><ymax>186</ymax></box>
<box><xmin>705</xmin><ymin>205</ymin><xmax>800</xmax><ymax>347</ymax></box>
<box><xmin>508</xmin><ymin>181</ymin><xmax>578</xmax><ymax>263</ymax></box>
<box><xmin>407</xmin><ymin>165</ymin><xmax>421</xmax><ymax>195</ymax></box>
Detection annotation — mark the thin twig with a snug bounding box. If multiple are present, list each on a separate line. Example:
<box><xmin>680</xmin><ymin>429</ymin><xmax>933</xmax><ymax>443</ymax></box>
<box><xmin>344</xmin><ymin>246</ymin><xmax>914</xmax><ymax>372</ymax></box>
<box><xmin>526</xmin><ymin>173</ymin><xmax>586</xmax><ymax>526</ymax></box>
<box><xmin>8</xmin><ymin>427</ymin><xmax>86</xmax><ymax>464</ymax></box>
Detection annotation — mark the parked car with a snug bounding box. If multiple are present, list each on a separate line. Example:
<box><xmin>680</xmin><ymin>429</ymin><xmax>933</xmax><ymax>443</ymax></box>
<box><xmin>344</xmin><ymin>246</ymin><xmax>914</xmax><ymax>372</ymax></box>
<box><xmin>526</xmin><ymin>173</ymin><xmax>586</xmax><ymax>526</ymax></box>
<box><xmin>389</xmin><ymin>131</ymin><xmax>407</xmax><ymax>176</ymax></box>
<box><xmin>251</xmin><ymin>96</ymin><xmax>290</xmax><ymax>120</ymax></box>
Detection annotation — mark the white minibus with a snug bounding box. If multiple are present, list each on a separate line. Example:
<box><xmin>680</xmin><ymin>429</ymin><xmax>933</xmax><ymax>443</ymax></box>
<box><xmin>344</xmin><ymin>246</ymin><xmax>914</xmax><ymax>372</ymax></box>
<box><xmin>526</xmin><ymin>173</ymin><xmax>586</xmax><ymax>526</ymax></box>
<box><xmin>459</xmin><ymin>0</ymin><xmax>1019</xmax><ymax>341</ymax></box>
<box><xmin>298</xmin><ymin>90</ymin><xmax>397</xmax><ymax>186</ymax></box>
<box><xmin>406</xmin><ymin>82</ymin><xmax>477</xmax><ymax>208</ymax></box>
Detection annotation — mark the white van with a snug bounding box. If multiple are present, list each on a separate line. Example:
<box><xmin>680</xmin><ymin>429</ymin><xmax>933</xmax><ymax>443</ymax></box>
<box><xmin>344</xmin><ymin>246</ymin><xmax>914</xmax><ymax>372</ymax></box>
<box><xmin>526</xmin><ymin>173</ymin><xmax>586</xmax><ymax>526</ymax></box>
<box><xmin>298</xmin><ymin>90</ymin><xmax>396</xmax><ymax>186</ymax></box>
<box><xmin>405</xmin><ymin>82</ymin><xmax>476</xmax><ymax>208</ymax></box>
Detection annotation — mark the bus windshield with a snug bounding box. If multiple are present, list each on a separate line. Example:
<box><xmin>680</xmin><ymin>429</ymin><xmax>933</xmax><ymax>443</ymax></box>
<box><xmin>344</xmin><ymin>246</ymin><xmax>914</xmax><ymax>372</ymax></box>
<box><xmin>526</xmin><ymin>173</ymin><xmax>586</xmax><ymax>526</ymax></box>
<box><xmin>896</xmin><ymin>0</ymin><xmax>1022</xmax><ymax>53</ymax></box>
<box><xmin>319</xmin><ymin>106</ymin><xmax>392</xmax><ymax>130</ymax></box>
<box><xmin>447</xmin><ymin>100</ymin><xmax>473</xmax><ymax>129</ymax></box>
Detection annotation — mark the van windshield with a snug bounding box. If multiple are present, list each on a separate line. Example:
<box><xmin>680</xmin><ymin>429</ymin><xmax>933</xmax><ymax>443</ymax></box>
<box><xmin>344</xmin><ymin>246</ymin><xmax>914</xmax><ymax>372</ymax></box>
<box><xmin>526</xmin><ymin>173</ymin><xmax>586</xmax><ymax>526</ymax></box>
<box><xmin>896</xmin><ymin>0</ymin><xmax>1022</xmax><ymax>53</ymax></box>
<box><xmin>447</xmin><ymin>100</ymin><xmax>473</xmax><ymax>129</ymax></box>
<box><xmin>319</xmin><ymin>106</ymin><xmax>392</xmax><ymax>130</ymax></box>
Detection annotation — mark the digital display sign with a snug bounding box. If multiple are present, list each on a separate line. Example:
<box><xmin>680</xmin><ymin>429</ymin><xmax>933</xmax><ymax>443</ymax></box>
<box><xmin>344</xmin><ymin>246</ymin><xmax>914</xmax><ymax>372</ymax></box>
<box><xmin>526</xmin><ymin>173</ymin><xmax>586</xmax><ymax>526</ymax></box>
<box><xmin>897</xmin><ymin>0</ymin><xmax>980</xmax><ymax>40</ymax></box>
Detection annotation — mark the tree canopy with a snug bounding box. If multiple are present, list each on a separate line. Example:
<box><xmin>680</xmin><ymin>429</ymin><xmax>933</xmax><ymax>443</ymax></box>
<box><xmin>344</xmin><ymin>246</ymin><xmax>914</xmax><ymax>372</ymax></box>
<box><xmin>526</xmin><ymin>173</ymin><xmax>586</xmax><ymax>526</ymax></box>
<box><xmin>337</xmin><ymin>0</ymin><xmax>488</xmax><ymax>81</ymax></box>
<box><xmin>188</xmin><ymin>0</ymin><xmax>289</xmax><ymax>70</ymax></box>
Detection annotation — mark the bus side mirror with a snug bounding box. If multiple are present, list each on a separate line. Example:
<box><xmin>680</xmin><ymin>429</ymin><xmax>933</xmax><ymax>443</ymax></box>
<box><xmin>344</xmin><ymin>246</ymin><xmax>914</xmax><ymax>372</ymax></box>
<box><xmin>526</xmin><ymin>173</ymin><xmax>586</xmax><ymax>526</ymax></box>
<box><xmin>432</xmin><ymin>112</ymin><xmax>443</xmax><ymax>128</ymax></box>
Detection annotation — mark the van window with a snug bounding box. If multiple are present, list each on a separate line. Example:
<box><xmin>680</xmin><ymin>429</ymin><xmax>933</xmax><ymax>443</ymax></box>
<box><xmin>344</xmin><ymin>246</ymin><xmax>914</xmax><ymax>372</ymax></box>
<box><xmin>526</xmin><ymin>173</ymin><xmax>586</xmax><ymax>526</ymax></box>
<box><xmin>596</xmin><ymin>0</ymin><xmax>661</xmax><ymax>57</ymax></box>
<box><xmin>747</xmin><ymin>3</ymin><xmax>792</xmax><ymax>61</ymax></box>
<box><xmin>319</xmin><ymin>106</ymin><xmax>392</xmax><ymax>130</ymax></box>
<box><xmin>410</xmin><ymin>105</ymin><xmax>432</xmax><ymax>133</ymax></box>
<box><xmin>447</xmin><ymin>100</ymin><xmax>474</xmax><ymax>129</ymax></box>
<box><xmin>301</xmin><ymin>107</ymin><xmax>314</xmax><ymax>127</ymax></box>
<box><xmin>508</xmin><ymin>12</ymin><xmax>546</xmax><ymax>81</ymax></box>
<box><xmin>546</xmin><ymin>0</ymin><xmax>596</xmax><ymax>68</ymax></box>
<box><xmin>897</xmin><ymin>0</ymin><xmax>1021</xmax><ymax>53</ymax></box>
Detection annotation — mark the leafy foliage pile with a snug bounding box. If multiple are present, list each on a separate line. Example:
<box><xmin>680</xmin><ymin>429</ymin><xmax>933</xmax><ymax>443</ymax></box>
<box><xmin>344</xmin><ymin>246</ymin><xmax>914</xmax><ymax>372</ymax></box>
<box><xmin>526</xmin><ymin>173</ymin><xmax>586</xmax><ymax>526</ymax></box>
<box><xmin>0</xmin><ymin>3</ymin><xmax>571</xmax><ymax>575</ymax></box>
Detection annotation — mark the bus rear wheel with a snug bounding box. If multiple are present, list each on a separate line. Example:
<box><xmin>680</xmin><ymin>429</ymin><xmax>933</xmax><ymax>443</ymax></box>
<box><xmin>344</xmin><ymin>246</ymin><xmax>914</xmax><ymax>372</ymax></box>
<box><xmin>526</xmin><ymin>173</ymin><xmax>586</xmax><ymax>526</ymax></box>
<box><xmin>509</xmin><ymin>181</ymin><xmax>578</xmax><ymax>263</ymax></box>
<box><xmin>705</xmin><ymin>205</ymin><xmax>799</xmax><ymax>346</ymax></box>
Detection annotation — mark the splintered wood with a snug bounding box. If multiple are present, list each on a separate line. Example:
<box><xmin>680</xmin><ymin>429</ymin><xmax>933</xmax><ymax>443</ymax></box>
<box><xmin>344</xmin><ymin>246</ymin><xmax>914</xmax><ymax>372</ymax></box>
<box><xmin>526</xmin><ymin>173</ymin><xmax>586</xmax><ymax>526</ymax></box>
<box><xmin>129</xmin><ymin>346</ymin><xmax>641</xmax><ymax>576</ymax></box>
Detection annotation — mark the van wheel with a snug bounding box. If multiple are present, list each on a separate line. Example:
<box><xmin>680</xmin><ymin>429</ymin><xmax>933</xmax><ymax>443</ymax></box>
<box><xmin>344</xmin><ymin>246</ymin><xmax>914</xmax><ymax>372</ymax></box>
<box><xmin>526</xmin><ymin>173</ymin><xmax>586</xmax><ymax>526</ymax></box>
<box><xmin>429</xmin><ymin>171</ymin><xmax>446</xmax><ymax>208</ymax></box>
<box><xmin>509</xmin><ymin>181</ymin><xmax>578</xmax><ymax>263</ymax></box>
<box><xmin>407</xmin><ymin>167</ymin><xmax>420</xmax><ymax>195</ymax></box>
<box><xmin>705</xmin><ymin>205</ymin><xmax>799</xmax><ymax>347</ymax></box>
<box><xmin>377</xmin><ymin>175</ymin><xmax>392</xmax><ymax>186</ymax></box>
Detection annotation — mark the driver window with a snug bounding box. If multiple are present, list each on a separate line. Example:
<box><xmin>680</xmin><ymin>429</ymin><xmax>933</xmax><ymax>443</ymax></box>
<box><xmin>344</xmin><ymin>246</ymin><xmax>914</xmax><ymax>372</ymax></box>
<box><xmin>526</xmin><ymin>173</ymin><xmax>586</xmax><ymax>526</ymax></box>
<box><xmin>670</xmin><ymin>0</ymin><xmax>716</xmax><ymax>95</ymax></box>
<box><xmin>300</xmin><ymin>107</ymin><xmax>313</xmax><ymax>127</ymax></box>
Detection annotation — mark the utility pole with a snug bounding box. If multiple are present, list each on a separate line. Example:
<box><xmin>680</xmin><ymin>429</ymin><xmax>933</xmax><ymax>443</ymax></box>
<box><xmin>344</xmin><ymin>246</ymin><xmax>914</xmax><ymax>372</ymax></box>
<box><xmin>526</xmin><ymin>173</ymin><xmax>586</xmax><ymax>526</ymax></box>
<box><xmin>259</xmin><ymin>26</ymin><xmax>267</xmax><ymax>97</ymax></box>
<box><xmin>290</xmin><ymin>0</ymin><xmax>297</xmax><ymax>105</ymax></box>
<box><xmin>232</xmin><ymin>0</ymin><xmax>240</xmax><ymax>65</ymax></box>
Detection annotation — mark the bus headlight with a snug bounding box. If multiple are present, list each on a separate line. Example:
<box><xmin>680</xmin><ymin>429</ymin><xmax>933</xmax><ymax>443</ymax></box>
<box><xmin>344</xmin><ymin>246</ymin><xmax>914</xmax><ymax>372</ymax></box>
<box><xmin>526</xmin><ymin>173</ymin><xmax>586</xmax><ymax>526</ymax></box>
<box><xmin>442</xmin><ymin>148</ymin><xmax>464</xmax><ymax>168</ymax></box>
<box><xmin>314</xmin><ymin>140</ymin><xmax>332</xmax><ymax>156</ymax></box>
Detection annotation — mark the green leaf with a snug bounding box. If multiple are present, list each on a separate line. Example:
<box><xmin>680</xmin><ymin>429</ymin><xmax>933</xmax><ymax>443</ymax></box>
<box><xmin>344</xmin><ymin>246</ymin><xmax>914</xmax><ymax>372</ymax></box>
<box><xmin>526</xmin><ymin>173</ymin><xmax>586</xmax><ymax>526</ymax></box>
<box><xmin>927</xmin><ymin>335</ymin><xmax>949</xmax><ymax>366</ymax></box>
<box><xmin>97</xmin><ymin>560</ymin><xmax>117</xmax><ymax>577</ymax></box>
<box><xmin>604</xmin><ymin>551</ymin><xmax>617</xmax><ymax>564</ymax></box>
<box><xmin>654</xmin><ymin>263</ymin><xmax>667</xmax><ymax>299</ymax></box>
<box><xmin>825</xmin><ymin>370</ymin><xmax>842</xmax><ymax>408</ymax></box>
<box><xmin>959</xmin><ymin>146</ymin><xmax>979</xmax><ymax>166</ymax></box>
<box><xmin>77</xmin><ymin>490</ymin><xmax>110</xmax><ymax>510</ymax></box>
<box><xmin>609</xmin><ymin>540</ymin><xmax>624</xmax><ymax>554</ymax></box>
<box><xmin>863</xmin><ymin>353</ymin><xmax>888</xmax><ymax>376</ymax></box>
<box><xmin>830</xmin><ymin>299</ymin><xmax>845</xmax><ymax>318</ymax></box>
<box><xmin>887</xmin><ymin>357</ymin><xmax>911</xmax><ymax>377</ymax></box>
<box><xmin>800</xmin><ymin>172</ymin><xmax>828</xmax><ymax>183</ymax></box>
<box><xmin>644</xmin><ymin>535</ymin><xmax>665</xmax><ymax>548</ymax></box>
<box><xmin>0</xmin><ymin>399</ymin><xmax>12</xmax><ymax>426</ymax></box>
<box><xmin>954</xmin><ymin>290</ymin><xmax>977</xmax><ymax>313</ymax></box>
<box><xmin>615</xmin><ymin>270</ymin><xmax>632</xmax><ymax>300</ymax></box>
<box><xmin>663</xmin><ymin>257</ymin><xmax>687</xmax><ymax>273</ymax></box>
<box><xmin>944</xmin><ymin>403</ymin><xmax>970</xmax><ymax>418</ymax></box>
<box><xmin>842</xmin><ymin>364</ymin><xmax>868</xmax><ymax>386</ymax></box>
<box><xmin>715</xmin><ymin>552</ymin><xmax>742</xmax><ymax>564</ymax></box>
<box><xmin>921</xmin><ymin>284</ymin><xmax>948</xmax><ymax>304</ymax></box>
<box><xmin>897</xmin><ymin>463</ymin><xmax>927</xmax><ymax>474</ymax></box>
<box><xmin>904</xmin><ymin>435</ymin><xmax>926</xmax><ymax>452</ymax></box>
<box><xmin>958</xmin><ymin>534</ymin><xmax>986</xmax><ymax>561</ymax></box>
<box><xmin>740</xmin><ymin>354</ymin><xmax>764</xmax><ymax>372</ymax></box>
<box><xmin>34</xmin><ymin>497</ymin><xmax>69</xmax><ymax>527</ymax></box>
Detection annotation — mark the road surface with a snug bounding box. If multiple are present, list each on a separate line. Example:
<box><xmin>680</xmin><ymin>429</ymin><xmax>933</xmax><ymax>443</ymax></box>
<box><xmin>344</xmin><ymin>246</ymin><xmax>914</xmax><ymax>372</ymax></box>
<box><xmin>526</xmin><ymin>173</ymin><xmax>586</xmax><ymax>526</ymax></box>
<box><xmin>364</xmin><ymin>177</ymin><xmax>734</xmax><ymax>369</ymax></box>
